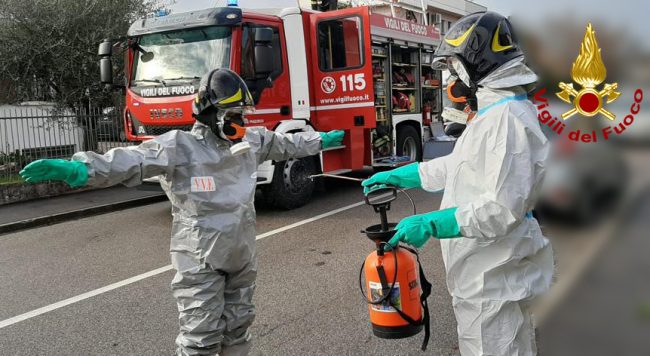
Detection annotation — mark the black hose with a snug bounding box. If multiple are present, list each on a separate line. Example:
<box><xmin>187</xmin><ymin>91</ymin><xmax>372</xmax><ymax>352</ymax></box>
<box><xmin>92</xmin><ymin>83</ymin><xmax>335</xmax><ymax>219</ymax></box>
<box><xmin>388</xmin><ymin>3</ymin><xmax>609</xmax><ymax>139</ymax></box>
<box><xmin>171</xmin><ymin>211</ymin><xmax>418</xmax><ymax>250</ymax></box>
<box><xmin>358</xmin><ymin>187</ymin><xmax>417</xmax><ymax>305</ymax></box>
<box><xmin>358</xmin><ymin>242</ymin><xmax>398</xmax><ymax>305</ymax></box>
<box><xmin>396</xmin><ymin>187</ymin><xmax>417</xmax><ymax>215</ymax></box>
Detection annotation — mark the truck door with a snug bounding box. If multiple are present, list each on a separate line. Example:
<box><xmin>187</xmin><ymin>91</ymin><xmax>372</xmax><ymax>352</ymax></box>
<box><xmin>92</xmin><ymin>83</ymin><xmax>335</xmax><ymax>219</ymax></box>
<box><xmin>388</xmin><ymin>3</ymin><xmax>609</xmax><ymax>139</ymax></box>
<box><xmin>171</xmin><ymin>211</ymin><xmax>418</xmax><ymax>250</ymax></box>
<box><xmin>309</xmin><ymin>7</ymin><xmax>375</xmax><ymax>171</ymax></box>
<box><xmin>238</xmin><ymin>21</ymin><xmax>291</xmax><ymax>129</ymax></box>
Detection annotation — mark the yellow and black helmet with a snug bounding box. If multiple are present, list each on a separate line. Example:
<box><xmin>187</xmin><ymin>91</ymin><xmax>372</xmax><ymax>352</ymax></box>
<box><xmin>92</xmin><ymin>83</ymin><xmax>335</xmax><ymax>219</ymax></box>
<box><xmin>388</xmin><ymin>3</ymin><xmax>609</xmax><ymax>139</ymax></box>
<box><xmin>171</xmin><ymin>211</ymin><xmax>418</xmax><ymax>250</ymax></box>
<box><xmin>192</xmin><ymin>68</ymin><xmax>254</xmax><ymax>117</ymax></box>
<box><xmin>433</xmin><ymin>11</ymin><xmax>523</xmax><ymax>86</ymax></box>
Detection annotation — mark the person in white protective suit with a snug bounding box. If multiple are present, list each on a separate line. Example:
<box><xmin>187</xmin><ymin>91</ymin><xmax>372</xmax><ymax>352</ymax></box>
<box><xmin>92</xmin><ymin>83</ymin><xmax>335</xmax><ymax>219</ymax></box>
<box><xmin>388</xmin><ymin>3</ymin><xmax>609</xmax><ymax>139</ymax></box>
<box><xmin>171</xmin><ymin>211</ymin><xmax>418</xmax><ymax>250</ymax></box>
<box><xmin>20</xmin><ymin>69</ymin><xmax>344</xmax><ymax>356</ymax></box>
<box><xmin>362</xmin><ymin>12</ymin><xmax>554</xmax><ymax>355</ymax></box>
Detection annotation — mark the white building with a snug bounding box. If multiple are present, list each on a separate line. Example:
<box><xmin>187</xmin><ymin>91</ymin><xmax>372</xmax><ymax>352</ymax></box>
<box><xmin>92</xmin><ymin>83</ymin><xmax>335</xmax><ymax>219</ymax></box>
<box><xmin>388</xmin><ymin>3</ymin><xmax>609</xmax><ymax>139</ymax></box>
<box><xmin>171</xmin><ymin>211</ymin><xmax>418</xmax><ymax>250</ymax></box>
<box><xmin>0</xmin><ymin>102</ymin><xmax>85</xmax><ymax>157</ymax></box>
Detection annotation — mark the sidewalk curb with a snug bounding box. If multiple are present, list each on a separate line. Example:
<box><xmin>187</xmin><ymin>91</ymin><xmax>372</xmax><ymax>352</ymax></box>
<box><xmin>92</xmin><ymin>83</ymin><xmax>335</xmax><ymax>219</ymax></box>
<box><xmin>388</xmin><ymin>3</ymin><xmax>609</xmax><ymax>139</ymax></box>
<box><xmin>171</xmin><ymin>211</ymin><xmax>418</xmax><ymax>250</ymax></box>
<box><xmin>0</xmin><ymin>194</ymin><xmax>167</xmax><ymax>235</ymax></box>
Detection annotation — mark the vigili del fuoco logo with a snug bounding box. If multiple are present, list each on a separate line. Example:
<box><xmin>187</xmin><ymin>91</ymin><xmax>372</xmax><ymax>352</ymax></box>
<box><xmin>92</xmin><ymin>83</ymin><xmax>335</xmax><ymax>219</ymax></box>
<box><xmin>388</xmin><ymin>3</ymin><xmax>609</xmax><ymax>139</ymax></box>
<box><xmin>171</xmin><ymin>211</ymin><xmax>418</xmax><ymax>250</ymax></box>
<box><xmin>533</xmin><ymin>23</ymin><xmax>643</xmax><ymax>143</ymax></box>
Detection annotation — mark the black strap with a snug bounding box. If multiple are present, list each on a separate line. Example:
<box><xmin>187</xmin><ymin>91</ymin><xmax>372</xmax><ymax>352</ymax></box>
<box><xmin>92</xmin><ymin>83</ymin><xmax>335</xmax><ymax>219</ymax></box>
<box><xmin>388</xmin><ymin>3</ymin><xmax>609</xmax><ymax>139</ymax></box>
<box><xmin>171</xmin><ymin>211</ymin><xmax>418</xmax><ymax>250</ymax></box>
<box><xmin>359</xmin><ymin>246</ymin><xmax>399</xmax><ymax>306</ymax></box>
<box><xmin>360</xmin><ymin>246</ymin><xmax>432</xmax><ymax>351</ymax></box>
<box><xmin>415</xmin><ymin>250</ymin><xmax>432</xmax><ymax>351</ymax></box>
<box><xmin>386</xmin><ymin>246</ymin><xmax>432</xmax><ymax>351</ymax></box>
<box><xmin>376</xmin><ymin>265</ymin><xmax>393</xmax><ymax>300</ymax></box>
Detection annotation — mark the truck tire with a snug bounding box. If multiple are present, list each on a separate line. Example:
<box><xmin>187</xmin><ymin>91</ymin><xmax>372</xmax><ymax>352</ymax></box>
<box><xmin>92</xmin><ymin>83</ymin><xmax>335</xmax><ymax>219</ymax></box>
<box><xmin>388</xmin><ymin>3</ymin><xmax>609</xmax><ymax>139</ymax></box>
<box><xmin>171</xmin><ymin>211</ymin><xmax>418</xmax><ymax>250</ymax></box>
<box><xmin>397</xmin><ymin>125</ymin><xmax>422</xmax><ymax>162</ymax></box>
<box><xmin>262</xmin><ymin>156</ymin><xmax>317</xmax><ymax>209</ymax></box>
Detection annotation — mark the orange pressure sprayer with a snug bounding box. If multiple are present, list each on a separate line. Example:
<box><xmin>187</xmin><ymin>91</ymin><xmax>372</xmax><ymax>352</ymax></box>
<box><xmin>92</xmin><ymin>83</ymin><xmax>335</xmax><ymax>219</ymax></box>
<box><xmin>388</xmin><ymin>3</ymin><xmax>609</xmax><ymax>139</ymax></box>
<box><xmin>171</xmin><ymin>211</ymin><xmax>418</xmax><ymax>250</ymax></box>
<box><xmin>360</xmin><ymin>187</ymin><xmax>432</xmax><ymax>351</ymax></box>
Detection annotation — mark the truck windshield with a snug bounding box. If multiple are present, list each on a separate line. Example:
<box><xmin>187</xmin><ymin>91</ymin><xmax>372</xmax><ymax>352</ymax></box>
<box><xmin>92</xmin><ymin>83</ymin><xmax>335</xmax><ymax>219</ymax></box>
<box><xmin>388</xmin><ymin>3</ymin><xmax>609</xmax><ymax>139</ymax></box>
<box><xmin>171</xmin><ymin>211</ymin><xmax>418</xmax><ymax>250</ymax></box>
<box><xmin>131</xmin><ymin>26</ymin><xmax>231</xmax><ymax>86</ymax></box>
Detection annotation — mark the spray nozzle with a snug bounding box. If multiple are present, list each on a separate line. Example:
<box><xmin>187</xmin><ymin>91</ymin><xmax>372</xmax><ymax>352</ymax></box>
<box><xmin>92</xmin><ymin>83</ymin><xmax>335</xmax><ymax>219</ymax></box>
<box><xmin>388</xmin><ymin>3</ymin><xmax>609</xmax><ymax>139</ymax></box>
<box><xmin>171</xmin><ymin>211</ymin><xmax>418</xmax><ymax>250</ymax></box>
<box><xmin>364</xmin><ymin>186</ymin><xmax>397</xmax><ymax>208</ymax></box>
<box><xmin>362</xmin><ymin>185</ymin><xmax>417</xmax><ymax>247</ymax></box>
<box><xmin>364</xmin><ymin>186</ymin><xmax>397</xmax><ymax>232</ymax></box>
<box><xmin>362</xmin><ymin>186</ymin><xmax>399</xmax><ymax>245</ymax></box>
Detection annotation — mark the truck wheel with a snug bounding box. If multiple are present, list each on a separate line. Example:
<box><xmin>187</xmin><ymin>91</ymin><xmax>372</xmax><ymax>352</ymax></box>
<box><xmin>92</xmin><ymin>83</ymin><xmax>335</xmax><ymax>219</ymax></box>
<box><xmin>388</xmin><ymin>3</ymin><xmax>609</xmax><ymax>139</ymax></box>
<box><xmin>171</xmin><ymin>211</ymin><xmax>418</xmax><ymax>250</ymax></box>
<box><xmin>397</xmin><ymin>125</ymin><xmax>422</xmax><ymax>162</ymax></box>
<box><xmin>263</xmin><ymin>156</ymin><xmax>316</xmax><ymax>209</ymax></box>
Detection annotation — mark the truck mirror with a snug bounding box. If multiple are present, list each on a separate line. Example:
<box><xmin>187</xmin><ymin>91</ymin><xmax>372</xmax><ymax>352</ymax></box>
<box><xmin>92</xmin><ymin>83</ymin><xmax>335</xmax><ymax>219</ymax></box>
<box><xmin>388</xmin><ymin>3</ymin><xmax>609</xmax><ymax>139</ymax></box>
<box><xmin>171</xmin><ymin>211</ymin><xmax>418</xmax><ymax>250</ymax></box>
<box><xmin>99</xmin><ymin>38</ymin><xmax>116</xmax><ymax>86</ymax></box>
<box><xmin>98</xmin><ymin>39</ymin><xmax>113</xmax><ymax>57</ymax></box>
<box><xmin>99</xmin><ymin>57</ymin><xmax>113</xmax><ymax>85</ymax></box>
<box><xmin>255</xmin><ymin>27</ymin><xmax>273</xmax><ymax>43</ymax></box>
<box><xmin>140</xmin><ymin>51</ymin><xmax>154</xmax><ymax>63</ymax></box>
<box><xmin>254</xmin><ymin>28</ymin><xmax>274</xmax><ymax>78</ymax></box>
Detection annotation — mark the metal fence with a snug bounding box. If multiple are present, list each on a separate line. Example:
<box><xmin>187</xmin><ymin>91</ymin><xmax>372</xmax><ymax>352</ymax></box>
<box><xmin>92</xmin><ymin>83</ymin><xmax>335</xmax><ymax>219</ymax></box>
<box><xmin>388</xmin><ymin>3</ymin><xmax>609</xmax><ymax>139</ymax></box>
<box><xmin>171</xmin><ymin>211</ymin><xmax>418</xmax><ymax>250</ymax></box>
<box><xmin>0</xmin><ymin>104</ymin><xmax>132</xmax><ymax>185</ymax></box>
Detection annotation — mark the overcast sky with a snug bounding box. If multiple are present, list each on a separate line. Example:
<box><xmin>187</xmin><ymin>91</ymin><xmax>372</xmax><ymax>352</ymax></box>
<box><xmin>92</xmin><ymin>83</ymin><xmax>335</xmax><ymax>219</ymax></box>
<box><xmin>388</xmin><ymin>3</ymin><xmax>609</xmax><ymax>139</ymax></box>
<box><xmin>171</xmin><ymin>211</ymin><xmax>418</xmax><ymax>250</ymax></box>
<box><xmin>476</xmin><ymin>0</ymin><xmax>648</xmax><ymax>48</ymax></box>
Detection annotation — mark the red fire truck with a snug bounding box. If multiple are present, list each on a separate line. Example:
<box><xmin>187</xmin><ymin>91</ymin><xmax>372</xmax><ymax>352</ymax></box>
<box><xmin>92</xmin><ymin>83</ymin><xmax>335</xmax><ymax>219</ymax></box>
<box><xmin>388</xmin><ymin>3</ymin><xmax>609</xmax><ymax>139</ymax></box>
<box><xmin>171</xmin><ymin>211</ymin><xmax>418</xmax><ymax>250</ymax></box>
<box><xmin>98</xmin><ymin>1</ymin><xmax>443</xmax><ymax>208</ymax></box>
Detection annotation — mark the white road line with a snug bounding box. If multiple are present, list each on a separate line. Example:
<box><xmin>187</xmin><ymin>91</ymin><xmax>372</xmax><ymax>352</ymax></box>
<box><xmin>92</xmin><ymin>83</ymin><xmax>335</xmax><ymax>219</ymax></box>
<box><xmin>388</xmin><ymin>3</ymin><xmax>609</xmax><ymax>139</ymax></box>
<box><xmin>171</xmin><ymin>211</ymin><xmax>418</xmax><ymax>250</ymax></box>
<box><xmin>533</xmin><ymin>218</ymin><xmax>618</xmax><ymax>326</ymax></box>
<box><xmin>0</xmin><ymin>200</ymin><xmax>366</xmax><ymax>330</ymax></box>
<box><xmin>256</xmin><ymin>201</ymin><xmax>365</xmax><ymax>240</ymax></box>
<box><xmin>0</xmin><ymin>265</ymin><xmax>174</xmax><ymax>329</ymax></box>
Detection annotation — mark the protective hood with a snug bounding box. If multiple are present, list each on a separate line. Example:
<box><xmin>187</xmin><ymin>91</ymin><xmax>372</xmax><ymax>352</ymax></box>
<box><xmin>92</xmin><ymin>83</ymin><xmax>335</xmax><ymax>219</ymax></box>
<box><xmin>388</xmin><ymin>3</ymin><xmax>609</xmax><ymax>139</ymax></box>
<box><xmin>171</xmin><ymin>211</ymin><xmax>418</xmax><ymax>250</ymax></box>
<box><xmin>478</xmin><ymin>57</ymin><xmax>537</xmax><ymax>89</ymax></box>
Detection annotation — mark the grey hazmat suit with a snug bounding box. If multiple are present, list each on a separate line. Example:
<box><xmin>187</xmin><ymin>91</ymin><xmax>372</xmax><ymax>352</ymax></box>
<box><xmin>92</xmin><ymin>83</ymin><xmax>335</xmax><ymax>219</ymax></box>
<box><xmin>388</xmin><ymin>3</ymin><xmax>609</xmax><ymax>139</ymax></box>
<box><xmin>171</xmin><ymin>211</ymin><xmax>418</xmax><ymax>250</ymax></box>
<box><xmin>71</xmin><ymin>123</ymin><xmax>322</xmax><ymax>355</ymax></box>
<box><xmin>418</xmin><ymin>58</ymin><xmax>554</xmax><ymax>355</ymax></box>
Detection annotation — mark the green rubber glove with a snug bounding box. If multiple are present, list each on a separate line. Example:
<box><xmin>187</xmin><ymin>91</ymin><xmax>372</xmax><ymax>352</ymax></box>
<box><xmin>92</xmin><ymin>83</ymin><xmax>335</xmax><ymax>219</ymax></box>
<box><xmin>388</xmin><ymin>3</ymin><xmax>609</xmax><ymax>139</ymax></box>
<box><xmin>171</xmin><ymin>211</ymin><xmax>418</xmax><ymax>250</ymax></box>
<box><xmin>387</xmin><ymin>207</ymin><xmax>461</xmax><ymax>249</ymax></box>
<box><xmin>319</xmin><ymin>130</ymin><xmax>345</xmax><ymax>149</ymax></box>
<box><xmin>19</xmin><ymin>159</ymin><xmax>89</xmax><ymax>188</ymax></box>
<box><xmin>361</xmin><ymin>163</ymin><xmax>421</xmax><ymax>194</ymax></box>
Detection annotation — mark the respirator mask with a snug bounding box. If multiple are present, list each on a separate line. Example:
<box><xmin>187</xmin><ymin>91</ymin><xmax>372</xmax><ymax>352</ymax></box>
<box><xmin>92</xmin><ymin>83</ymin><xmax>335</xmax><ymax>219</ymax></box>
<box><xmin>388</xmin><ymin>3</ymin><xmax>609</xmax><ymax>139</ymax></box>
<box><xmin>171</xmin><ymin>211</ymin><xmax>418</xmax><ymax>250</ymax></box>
<box><xmin>433</xmin><ymin>57</ymin><xmax>477</xmax><ymax>138</ymax></box>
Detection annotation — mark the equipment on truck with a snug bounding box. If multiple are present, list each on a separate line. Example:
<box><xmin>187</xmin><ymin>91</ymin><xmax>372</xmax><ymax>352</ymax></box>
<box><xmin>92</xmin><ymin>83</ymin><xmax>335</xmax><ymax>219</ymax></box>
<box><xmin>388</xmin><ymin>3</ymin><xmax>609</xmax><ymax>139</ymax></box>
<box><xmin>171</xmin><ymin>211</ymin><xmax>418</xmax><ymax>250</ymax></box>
<box><xmin>97</xmin><ymin>1</ymin><xmax>445</xmax><ymax>209</ymax></box>
<box><xmin>359</xmin><ymin>186</ymin><xmax>432</xmax><ymax>351</ymax></box>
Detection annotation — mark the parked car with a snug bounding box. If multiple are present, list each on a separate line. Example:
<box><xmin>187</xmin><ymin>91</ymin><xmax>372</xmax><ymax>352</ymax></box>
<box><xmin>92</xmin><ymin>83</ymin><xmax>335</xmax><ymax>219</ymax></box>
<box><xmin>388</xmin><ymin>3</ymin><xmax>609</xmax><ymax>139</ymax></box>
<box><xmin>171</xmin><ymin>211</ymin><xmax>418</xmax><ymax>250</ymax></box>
<box><xmin>96</xmin><ymin>107</ymin><xmax>127</xmax><ymax>142</ymax></box>
<box><xmin>536</xmin><ymin>139</ymin><xmax>628</xmax><ymax>226</ymax></box>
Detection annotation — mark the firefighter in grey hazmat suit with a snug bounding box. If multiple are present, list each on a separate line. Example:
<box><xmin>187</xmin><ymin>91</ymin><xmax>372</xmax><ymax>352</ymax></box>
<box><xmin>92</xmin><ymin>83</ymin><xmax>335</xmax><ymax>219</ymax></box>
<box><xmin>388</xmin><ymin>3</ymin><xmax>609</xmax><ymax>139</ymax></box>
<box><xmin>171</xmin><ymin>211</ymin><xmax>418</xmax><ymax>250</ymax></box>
<box><xmin>20</xmin><ymin>69</ymin><xmax>345</xmax><ymax>355</ymax></box>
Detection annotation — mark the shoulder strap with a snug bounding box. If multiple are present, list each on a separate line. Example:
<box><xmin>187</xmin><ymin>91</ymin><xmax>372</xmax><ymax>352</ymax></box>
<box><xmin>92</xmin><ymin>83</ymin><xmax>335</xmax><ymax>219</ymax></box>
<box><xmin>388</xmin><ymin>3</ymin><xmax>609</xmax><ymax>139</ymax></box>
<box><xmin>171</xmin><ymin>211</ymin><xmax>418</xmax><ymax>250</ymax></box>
<box><xmin>387</xmin><ymin>246</ymin><xmax>432</xmax><ymax>351</ymax></box>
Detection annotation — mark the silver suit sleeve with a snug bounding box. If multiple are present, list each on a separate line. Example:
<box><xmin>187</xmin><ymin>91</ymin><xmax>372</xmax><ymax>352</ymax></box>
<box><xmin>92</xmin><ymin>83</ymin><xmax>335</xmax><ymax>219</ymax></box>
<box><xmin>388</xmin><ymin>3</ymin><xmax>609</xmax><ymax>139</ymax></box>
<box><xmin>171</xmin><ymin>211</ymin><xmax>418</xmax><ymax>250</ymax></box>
<box><xmin>245</xmin><ymin>127</ymin><xmax>322</xmax><ymax>164</ymax></box>
<box><xmin>71</xmin><ymin>131</ymin><xmax>180</xmax><ymax>188</ymax></box>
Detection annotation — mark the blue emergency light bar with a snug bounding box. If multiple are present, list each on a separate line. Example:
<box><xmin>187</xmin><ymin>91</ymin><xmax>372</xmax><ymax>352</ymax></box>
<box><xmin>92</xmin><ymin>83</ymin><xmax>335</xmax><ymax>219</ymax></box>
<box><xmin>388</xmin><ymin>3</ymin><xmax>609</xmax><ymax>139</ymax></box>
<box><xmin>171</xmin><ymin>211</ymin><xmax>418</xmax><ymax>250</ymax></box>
<box><xmin>227</xmin><ymin>0</ymin><xmax>238</xmax><ymax>6</ymax></box>
<box><xmin>154</xmin><ymin>9</ymin><xmax>170</xmax><ymax>17</ymax></box>
<box><xmin>128</xmin><ymin>7</ymin><xmax>242</xmax><ymax>37</ymax></box>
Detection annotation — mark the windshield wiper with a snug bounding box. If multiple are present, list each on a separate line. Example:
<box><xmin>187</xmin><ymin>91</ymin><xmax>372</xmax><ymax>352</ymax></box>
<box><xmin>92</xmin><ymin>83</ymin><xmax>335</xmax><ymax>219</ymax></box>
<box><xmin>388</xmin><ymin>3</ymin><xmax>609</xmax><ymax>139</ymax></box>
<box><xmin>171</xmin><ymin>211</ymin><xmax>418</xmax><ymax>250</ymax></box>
<box><xmin>162</xmin><ymin>76</ymin><xmax>201</xmax><ymax>82</ymax></box>
<box><xmin>133</xmin><ymin>79</ymin><xmax>163</xmax><ymax>85</ymax></box>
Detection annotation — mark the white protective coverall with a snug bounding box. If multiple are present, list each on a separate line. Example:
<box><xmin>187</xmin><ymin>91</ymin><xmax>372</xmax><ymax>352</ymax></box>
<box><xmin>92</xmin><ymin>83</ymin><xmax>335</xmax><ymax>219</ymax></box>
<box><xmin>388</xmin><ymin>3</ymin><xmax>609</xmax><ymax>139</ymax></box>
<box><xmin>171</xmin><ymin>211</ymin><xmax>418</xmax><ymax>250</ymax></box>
<box><xmin>72</xmin><ymin>123</ymin><xmax>322</xmax><ymax>356</ymax></box>
<box><xmin>418</xmin><ymin>58</ymin><xmax>554</xmax><ymax>355</ymax></box>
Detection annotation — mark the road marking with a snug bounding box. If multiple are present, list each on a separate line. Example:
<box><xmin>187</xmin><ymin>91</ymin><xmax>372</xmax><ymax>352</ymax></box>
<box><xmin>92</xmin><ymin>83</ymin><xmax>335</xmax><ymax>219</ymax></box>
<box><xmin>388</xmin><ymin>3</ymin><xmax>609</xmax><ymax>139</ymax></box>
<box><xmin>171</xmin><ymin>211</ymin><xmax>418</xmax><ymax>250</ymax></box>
<box><xmin>532</xmin><ymin>187</ymin><xmax>644</xmax><ymax>325</ymax></box>
<box><xmin>256</xmin><ymin>201</ymin><xmax>365</xmax><ymax>241</ymax></box>
<box><xmin>532</xmin><ymin>221</ymin><xmax>615</xmax><ymax>326</ymax></box>
<box><xmin>0</xmin><ymin>200</ymin><xmax>366</xmax><ymax>330</ymax></box>
<box><xmin>0</xmin><ymin>265</ymin><xmax>174</xmax><ymax>329</ymax></box>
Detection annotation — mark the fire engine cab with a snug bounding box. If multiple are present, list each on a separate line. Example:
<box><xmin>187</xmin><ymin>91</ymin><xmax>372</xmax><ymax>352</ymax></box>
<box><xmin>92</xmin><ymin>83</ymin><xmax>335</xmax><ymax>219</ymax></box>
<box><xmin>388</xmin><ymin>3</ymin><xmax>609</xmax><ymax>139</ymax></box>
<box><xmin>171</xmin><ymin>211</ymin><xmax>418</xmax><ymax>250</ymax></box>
<box><xmin>98</xmin><ymin>0</ymin><xmax>443</xmax><ymax>209</ymax></box>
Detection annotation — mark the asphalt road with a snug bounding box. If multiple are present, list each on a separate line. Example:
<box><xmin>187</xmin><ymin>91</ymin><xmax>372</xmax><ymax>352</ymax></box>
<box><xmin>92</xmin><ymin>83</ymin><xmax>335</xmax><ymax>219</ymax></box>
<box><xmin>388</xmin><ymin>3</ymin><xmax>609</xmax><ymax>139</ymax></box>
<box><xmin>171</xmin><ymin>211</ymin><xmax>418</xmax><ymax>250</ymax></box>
<box><xmin>0</xmin><ymin>180</ymin><xmax>461</xmax><ymax>356</ymax></box>
<box><xmin>539</xmin><ymin>189</ymin><xmax>650</xmax><ymax>356</ymax></box>
<box><xmin>3</xmin><ymin>150</ymin><xmax>645</xmax><ymax>356</ymax></box>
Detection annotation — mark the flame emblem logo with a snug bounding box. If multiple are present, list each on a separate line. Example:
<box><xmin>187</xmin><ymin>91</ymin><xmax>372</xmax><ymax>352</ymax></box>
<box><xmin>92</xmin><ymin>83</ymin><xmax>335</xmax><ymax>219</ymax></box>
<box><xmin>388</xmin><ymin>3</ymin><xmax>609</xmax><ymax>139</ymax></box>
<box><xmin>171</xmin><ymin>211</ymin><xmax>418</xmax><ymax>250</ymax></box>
<box><xmin>556</xmin><ymin>23</ymin><xmax>620</xmax><ymax>120</ymax></box>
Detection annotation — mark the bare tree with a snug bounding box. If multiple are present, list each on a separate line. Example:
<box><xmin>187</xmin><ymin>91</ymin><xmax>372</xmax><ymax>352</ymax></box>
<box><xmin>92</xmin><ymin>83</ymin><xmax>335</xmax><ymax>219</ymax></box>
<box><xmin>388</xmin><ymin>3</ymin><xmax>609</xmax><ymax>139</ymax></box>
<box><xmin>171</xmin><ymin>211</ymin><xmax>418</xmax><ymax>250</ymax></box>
<box><xmin>0</xmin><ymin>0</ymin><xmax>156</xmax><ymax>110</ymax></box>
<box><xmin>0</xmin><ymin>0</ymin><xmax>161</xmax><ymax>150</ymax></box>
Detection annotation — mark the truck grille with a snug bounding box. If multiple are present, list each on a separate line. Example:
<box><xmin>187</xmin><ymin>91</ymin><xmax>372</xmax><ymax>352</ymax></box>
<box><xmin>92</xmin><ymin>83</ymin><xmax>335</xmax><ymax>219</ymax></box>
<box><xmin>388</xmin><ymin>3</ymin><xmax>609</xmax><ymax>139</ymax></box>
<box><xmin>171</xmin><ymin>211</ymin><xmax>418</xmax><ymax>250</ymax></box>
<box><xmin>143</xmin><ymin>124</ymin><xmax>193</xmax><ymax>136</ymax></box>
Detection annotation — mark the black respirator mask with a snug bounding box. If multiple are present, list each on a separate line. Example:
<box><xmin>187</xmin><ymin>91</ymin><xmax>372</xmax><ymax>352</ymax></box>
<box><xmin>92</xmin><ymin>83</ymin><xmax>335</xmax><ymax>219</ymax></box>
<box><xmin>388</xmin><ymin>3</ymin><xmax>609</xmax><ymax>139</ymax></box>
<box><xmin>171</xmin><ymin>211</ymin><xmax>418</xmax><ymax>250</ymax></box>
<box><xmin>219</xmin><ymin>109</ymin><xmax>247</xmax><ymax>143</ymax></box>
<box><xmin>193</xmin><ymin>108</ymin><xmax>251</xmax><ymax>155</ymax></box>
<box><xmin>194</xmin><ymin>108</ymin><xmax>247</xmax><ymax>142</ymax></box>
<box><xmin>442</xmin><ymin>74</ymin><xmax>477</xmax><ymax>138</ymax></box>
